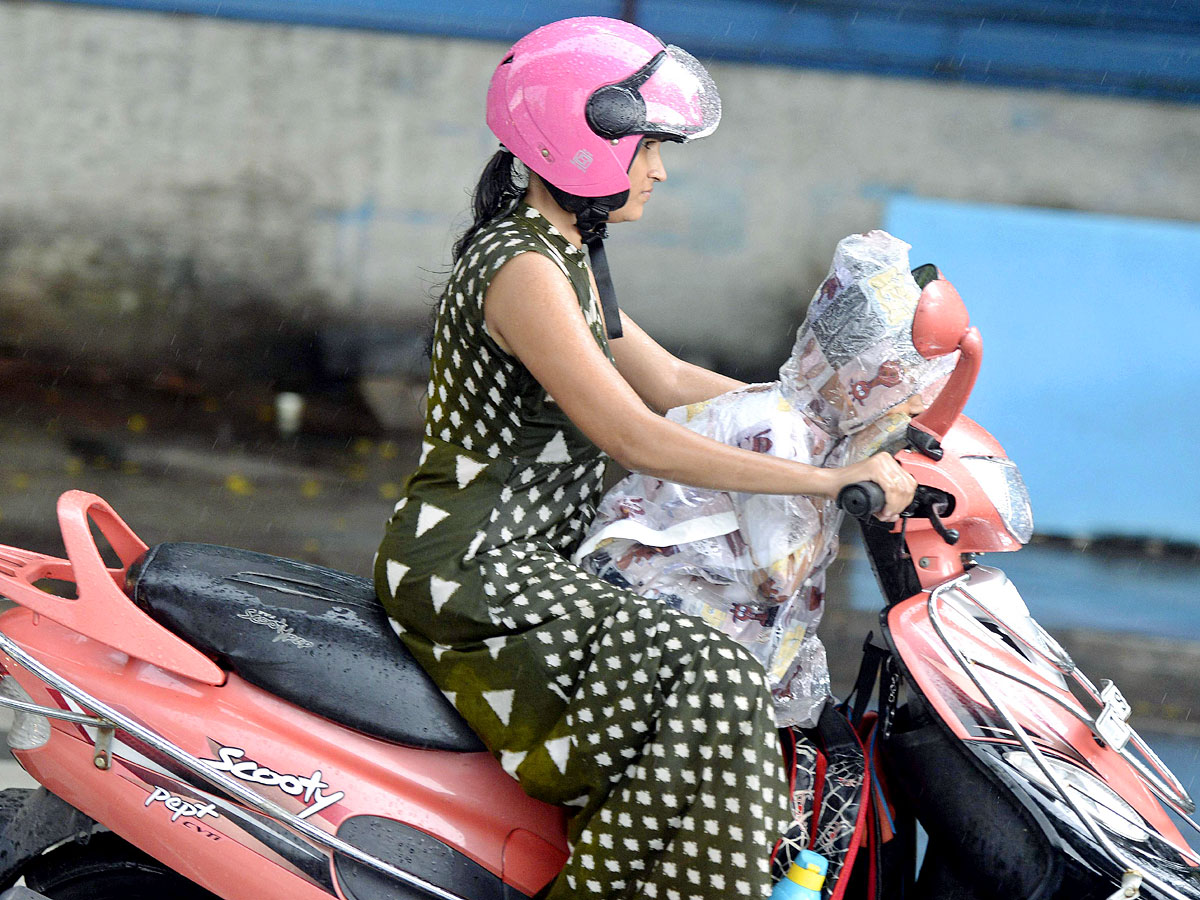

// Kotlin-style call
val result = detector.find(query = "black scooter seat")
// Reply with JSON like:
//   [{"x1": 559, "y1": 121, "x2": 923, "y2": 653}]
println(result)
[{"x1": 126, "y1": 542, "x2": 485, "y2": 752}]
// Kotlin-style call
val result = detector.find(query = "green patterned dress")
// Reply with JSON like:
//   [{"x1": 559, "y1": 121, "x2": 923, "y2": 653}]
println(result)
[{"x1": 374, "y1": 203, "x2": 789, "y2": 899}]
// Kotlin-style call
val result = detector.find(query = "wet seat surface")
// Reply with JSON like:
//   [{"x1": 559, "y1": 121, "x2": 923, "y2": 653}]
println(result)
[{"x1": 127, "y1": 542, "x2": 485, "y2": 752}]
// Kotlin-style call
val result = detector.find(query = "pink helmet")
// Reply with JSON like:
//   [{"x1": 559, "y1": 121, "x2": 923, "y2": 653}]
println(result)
[{"x1": 486, "y1": 17, "x2": 721, "y2": 203}]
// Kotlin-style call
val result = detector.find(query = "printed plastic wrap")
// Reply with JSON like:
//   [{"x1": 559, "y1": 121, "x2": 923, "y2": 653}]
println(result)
[{"x1": 577, "y1": 231, "x2": 954, "y2": 727}]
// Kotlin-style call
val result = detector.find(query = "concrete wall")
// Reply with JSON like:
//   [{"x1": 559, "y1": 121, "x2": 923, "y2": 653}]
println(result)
[{"x1": 4, "y1": 2, "x2": 1200, "y2": 374}]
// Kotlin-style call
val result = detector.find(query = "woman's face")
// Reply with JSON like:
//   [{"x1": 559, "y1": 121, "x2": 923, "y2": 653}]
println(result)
[{"x1": 608, "y1": 139, "x2": 667, "y2": 224}]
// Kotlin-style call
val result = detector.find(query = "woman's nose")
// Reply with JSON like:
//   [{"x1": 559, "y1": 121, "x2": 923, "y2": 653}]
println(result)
[{"x1": 649, "y1": 146, "x2": 667, "y2": 182}]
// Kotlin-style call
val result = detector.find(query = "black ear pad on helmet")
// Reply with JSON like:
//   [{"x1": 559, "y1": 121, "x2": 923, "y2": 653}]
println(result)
[
  {"x1": 585, "y1": 49, "x2": 667, "y2": 141},
  {"x1": 586, "y1": 85, "x2": 647, "y2": 140}
]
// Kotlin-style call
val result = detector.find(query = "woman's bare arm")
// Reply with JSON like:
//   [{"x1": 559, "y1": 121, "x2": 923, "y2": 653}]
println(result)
[
  {"x1": 608, "y1": 312, "x2": 745, "y2": 414},
  {"x1": 485, "y1": 253, "x2": 916, "y2": 518}
]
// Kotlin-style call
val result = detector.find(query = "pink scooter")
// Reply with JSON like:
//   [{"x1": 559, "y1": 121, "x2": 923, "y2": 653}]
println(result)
[
  {"x1": 0, "y1": 275, "x2": 1195, "y2": 899},
  {"x1": 0, "y1": 482, "x2": 573, "y2": 899},
  {"x1": 836, "y1": 271, "x2": 1200, "y2": 899}
]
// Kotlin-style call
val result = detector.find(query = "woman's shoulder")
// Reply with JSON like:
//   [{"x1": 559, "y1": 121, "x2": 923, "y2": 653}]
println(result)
[
  {"x1": 463, "y1": 205, "x2": 583, "y2": 278},
  {"x1": 447, "y1": 205, "x2": 588, "y2": 331},
  {"x1": 460, "y1": 209, "x2": 545, "y2": 268}
]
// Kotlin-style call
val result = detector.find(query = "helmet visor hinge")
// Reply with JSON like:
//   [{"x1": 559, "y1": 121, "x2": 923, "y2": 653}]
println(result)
[{"x1": 585, "y1": 50, "x2": 668, "y2": 141}]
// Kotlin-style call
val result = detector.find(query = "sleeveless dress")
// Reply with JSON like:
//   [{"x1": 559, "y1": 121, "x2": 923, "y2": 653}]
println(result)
[{"x1": 374, "y1": 203, "x2": 789, "y2": 900}]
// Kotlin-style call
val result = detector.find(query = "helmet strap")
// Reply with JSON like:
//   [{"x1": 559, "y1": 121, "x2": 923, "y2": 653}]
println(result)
[
  {"x1": 544, "y1": 183, "x2": 628, "y2": 340},
  {"x1": 585, "y1": 237, "x2": 622, "y2": 340}
]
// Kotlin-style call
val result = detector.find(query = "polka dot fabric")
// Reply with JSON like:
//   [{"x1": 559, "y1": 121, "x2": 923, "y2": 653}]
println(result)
[{"x1": 375, "y1": 204, "x2": 789, "y2": 899}]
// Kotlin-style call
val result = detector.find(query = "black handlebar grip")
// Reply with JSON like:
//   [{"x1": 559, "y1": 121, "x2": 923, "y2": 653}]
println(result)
[{"x1": 838, "y1": 482, "x2": 886, "y2": 519}]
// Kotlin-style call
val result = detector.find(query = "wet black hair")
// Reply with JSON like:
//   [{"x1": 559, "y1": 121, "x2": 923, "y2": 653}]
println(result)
[
  {"x1": 448, "y1": 143, "x2": 638, "y2": 341},
  {"x1": 451, "y1": 148, "x2": 525, "y2": 263}
]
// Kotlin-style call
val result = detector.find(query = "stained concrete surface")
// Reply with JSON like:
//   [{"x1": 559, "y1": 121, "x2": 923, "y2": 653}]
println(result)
[{"x1": 7, "y1": 3, "x2": 1200, "y2": 376}]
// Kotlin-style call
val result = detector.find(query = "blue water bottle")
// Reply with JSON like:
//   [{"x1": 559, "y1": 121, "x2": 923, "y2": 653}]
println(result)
[{"x1": 770, "y1": 849, "x2": 828, "y2": 899}]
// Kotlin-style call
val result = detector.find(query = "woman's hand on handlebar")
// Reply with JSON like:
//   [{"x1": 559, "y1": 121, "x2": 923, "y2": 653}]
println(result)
[{"x1": 828, "y1": 453, "x2": 917, "y2": 522}]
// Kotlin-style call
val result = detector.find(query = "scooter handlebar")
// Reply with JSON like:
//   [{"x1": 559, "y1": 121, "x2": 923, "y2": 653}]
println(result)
[{"x1": 837, "y1": 482, "x2": 886, "y2": 519}]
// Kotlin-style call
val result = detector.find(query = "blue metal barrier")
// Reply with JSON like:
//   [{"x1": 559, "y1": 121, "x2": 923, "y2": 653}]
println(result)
[
  {"x1": 45, "y1": 0, "x2": 1200, "y2": 103},
  {"x1": 885, "y1": 196, "x2": 1200, "y2": 542}
]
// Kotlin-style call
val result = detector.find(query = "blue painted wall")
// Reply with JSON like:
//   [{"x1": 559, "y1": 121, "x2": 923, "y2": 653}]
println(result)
[
  {"x1": 48, "y1": 0, "x2": 1200, "y2": 103},
  {"x1": 884, "y1": 196, "x2": 1200, "y2": 543}
]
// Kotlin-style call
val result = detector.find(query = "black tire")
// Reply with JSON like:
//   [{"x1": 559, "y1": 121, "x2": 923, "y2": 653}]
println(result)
[{"x1": 22, "y1": 832, "x2": 219, "y2": 900}]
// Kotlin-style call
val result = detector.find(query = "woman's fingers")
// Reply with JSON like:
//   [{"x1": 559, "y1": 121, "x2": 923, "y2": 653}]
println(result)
[
  {"x1": 869, "y1": 453, "x2": 917, "y2": 522},
  {"x1": 827, "y1": 452, "x2": 917, "y2": 521}
]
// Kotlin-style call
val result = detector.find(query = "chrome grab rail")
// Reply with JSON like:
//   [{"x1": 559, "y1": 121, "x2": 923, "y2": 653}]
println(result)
[
  {"x1": 0, "y1": 631, "x2": 469, "y2": 900},
  {"x1": 965, "y1": 652, "x2": 1200, "y2": 822},
  {"x1": 925, "y1": 575, "x2": 1199, "y2": 899},
  {"x1": 0, "y1": 692, "x2": 111, "y2": 728},
  {"x1": 949, "y1": 578, "x2": 1194, "y2": 814}
]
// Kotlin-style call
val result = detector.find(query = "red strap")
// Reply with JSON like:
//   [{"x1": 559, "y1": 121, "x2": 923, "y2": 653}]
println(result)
[
  {"x1": 769, "y1": 728, "x2": 803, "y2": 871},
  {"x1": 809, "y1": 749, "x2": 828, "y2": 849},
  {"x1": 827, "y1": 765, "x2": 872, "y2": 900}
]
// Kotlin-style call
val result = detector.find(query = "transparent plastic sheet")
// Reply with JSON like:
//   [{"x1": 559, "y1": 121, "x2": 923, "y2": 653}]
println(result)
[
  {"x1": 577, "y1": 231, "x2": 954, "y2": 726},
  {"x1": 641, "y1": 45, "x2": 721, "y2": 139}
]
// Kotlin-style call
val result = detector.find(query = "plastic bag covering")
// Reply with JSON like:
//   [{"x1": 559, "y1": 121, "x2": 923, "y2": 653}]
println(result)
[
  {"x1": 640, "y1": 46, "x2": 721, "y2": 140},
  {"x1": 576, "y1": 231, "x2": 955, "y2": 727}
]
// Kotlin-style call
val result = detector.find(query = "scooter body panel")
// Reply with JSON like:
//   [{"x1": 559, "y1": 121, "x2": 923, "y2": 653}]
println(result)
[
  {"x1": 886, "y1": 587, "x2": 1191, "y2": 853},
  {"x1": 19, "y1": 728, "x2": 335, "y2": 900},
  {"x1": 0, "y1": 606, "x2": 568, "y2": 900}
]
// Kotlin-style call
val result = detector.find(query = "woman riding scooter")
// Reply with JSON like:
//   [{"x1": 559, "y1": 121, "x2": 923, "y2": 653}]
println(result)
[{"x1": 373, "y1": 17, "x2": 916, "y2": 899}]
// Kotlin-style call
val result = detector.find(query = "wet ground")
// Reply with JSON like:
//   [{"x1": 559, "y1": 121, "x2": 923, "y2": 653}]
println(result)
[{"x1": 0, "y1": 366, "x2": 416, "y2": 574}]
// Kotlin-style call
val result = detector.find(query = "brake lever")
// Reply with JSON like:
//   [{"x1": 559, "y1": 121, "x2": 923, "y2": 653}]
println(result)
[
  {"x1": 927, "y1": 505, "x2": 960, "y2": 546},
  {"x1": 901, "y1": 486, "x2": 960, "y2": 545}
]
